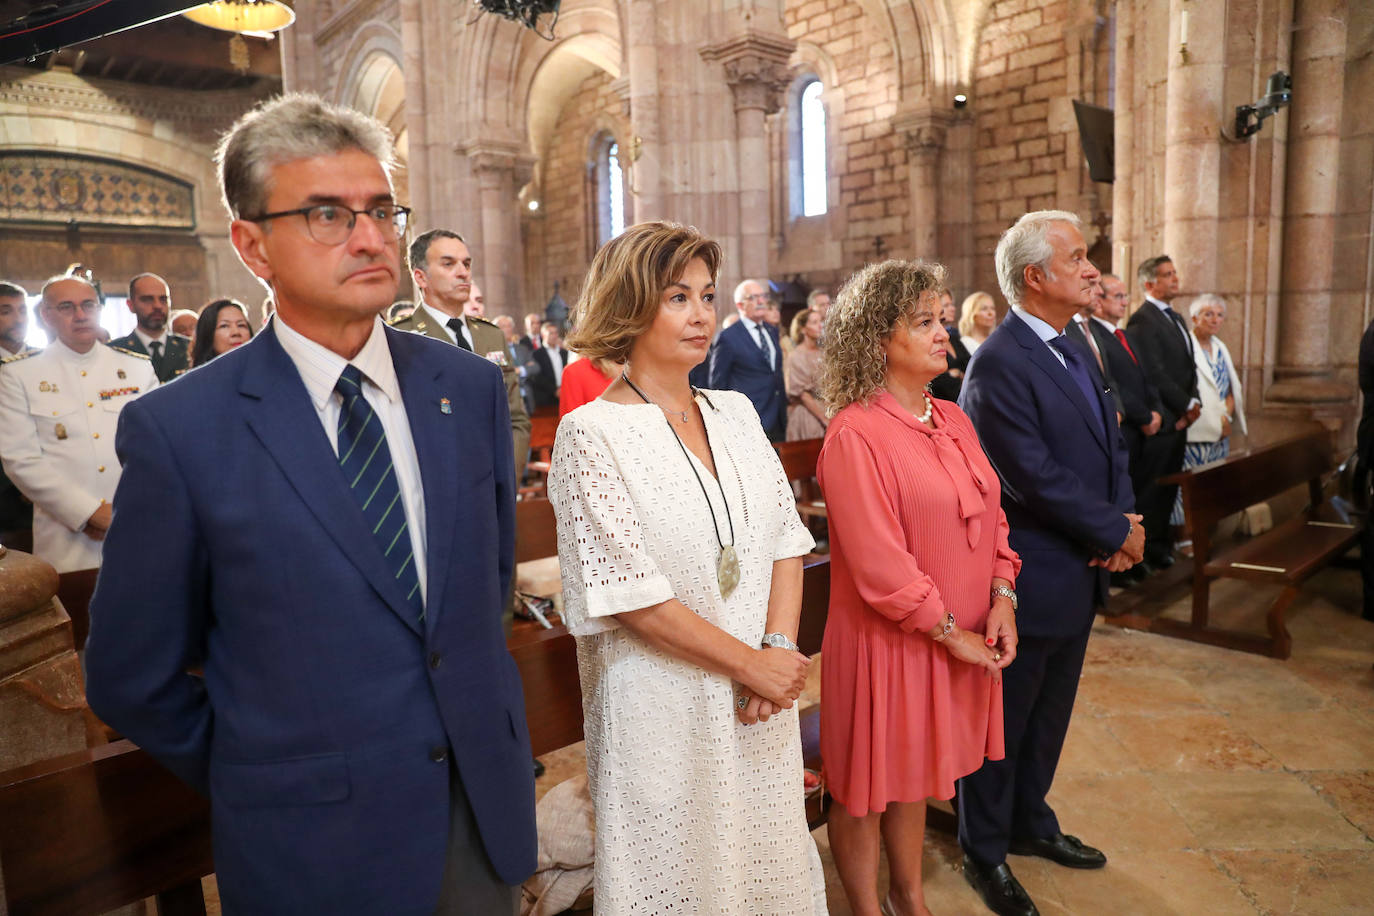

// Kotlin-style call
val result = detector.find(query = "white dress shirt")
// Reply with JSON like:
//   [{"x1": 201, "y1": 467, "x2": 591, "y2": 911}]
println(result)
[
  {"x1": 545, "y1": 345, "x2": 565, "y2": 387},
  {"x1": 1012, "y1": 306, "x2": 1067, "y2": 368},
  {"x1": 420, "y1": 301, "x2": 474, "y2": 350},
  {"x1": 274, "y1": 314, "x2": 428, "y2": 604},
  {"x1": 134, "y1": 327, "x2": 170, "y2": 352}
]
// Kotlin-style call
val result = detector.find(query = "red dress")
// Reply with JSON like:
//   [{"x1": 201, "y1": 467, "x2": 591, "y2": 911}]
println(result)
[
  {"x1": 558, "y1": 357, "x2": 614, "y2": 418},
  {"x1": 817, "y1": 391, "x2": 1020, "y2": 815}
]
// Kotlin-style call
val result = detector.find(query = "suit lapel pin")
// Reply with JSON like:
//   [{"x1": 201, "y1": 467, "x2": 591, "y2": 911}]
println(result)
[
  {"x1": 117, "y1": 369, "x2": 127, "y2": 379},
  {"x1": 439, "y1": 397, "x2": 452, "y2": 415}
]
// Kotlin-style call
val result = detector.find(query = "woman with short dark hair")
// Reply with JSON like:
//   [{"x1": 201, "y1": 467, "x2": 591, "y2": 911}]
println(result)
[{"x1": 189, "y1": 299, "x2": 253, "y2": 368}]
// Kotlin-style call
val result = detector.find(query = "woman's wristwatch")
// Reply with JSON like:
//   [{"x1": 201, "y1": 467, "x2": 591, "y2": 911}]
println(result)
[
  {"x1": 991, "y1": 585, "x2": 1018, "y2": 610},
  {"x1": 761, "y1": 633, "x2": 800, "y2": 652}
]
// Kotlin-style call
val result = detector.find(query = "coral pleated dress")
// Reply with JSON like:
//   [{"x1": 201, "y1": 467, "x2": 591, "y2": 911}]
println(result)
[{"x1": 818, "y1": 391, "x2": 1021, "y2": 816}]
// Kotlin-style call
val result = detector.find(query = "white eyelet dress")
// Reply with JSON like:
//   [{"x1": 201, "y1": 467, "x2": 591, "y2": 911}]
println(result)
[{"x1": 548, "y1": 390, "x2": 827, "y2": 915}]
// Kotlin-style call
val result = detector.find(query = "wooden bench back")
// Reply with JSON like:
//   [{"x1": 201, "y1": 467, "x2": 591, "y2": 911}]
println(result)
[
  {"x1": 529, "y1": 406, "x2": 559, "y2": 452},
  {"x1": 1174, "y1": 429, "x2": 1332, "y2": 530},
  {"x1": 774, "y1": 437, "x2": 824, "y2": 485},
  {"x1": 515, "y1": 497, "x2": 559, "y2": 565}
]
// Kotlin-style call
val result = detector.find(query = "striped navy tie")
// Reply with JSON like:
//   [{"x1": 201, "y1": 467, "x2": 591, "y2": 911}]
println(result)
[{"x1": 334, "y1": 365, "x2": 423, "y2": 619}]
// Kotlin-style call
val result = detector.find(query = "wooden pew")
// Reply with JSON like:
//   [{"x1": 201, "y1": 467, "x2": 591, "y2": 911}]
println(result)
[
  {"x1": 1151, "y1": 428, "x2": 1362, "y2": 658},
  {"x1": 774, "y1": 437, "x2": 828, "y2": 526},
  {"x1": 519, "y1": 406, "x2": 560, "y2": 500},
  {"x1": 0, "y1": 741, "x2": 213, "y2": 916},
  {"x1": 56, "y1": 568, "x2": 99, "y2": 653},
  {"x1": 515, "y1": 497, "x2": 559, "y2": 566}
]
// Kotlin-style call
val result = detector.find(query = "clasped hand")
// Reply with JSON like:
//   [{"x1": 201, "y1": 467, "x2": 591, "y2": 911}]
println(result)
[
  {"x1": 1089, "y1": 513, "x2": 1145, "y2": 571},
  {"x1": 736, "y1": 646, "x2": 810, "y2": 725}
]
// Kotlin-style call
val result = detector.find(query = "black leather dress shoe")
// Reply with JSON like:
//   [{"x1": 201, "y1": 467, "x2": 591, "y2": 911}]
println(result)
[
  {"x1": 962, "y1": 855, "x2": 1039, "y2": 916},
  {"x1": 1009, "y1": 832, "x2": 1107, "y2": 869}
]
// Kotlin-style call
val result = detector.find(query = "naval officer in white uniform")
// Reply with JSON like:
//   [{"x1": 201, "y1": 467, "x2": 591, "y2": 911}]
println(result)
[{"x1": 0, "y1": 275, "x2": 158, "y2": 572}]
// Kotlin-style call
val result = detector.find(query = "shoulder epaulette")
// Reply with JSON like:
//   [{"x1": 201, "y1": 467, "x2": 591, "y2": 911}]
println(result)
[
  {"x1": 0, "y1": 349, "x2": 37, "y2": 366},
  {"x1": 107, "y1": 344, "x2": 152, "y2": 360},
  {"x1": 470, "y1": 315, "x2": 497, "y2": 328}
]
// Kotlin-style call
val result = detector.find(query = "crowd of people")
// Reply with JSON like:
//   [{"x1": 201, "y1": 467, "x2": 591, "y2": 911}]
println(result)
[{"x1": 0, "y1": 89, "x2": 1290, "y2": 916}]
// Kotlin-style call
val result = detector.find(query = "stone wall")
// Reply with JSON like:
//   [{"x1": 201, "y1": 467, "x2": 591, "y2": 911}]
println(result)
[{"x1": 522, "y1": 70, "x2": 622, "y2": 318}]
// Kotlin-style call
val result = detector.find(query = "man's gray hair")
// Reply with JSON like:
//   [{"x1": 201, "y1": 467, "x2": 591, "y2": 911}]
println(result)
[
  {"x1": 1188, "y1": 292, "x2": 1227, "y2": 319},
  {"x1": 994, "y1": 210, "x2": 1082, "y2": 307},
  {"x1": 734, "y1": 278, "x2": 768, "y2": 305},
  {"x1": 216, "y1": 92, "x2": 397, "y2": 221},
  {"x1": 1137, "y1": 255, "x2": 1173, "y2": 288}
]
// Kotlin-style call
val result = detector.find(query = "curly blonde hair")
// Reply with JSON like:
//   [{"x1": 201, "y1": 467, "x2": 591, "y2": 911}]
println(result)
[
  {"x1": 820, "y1": 259, "x2": 947, "y2": 414},
  {"x1": 565, "y1": 221, "x2": 722, "y2": 363}
]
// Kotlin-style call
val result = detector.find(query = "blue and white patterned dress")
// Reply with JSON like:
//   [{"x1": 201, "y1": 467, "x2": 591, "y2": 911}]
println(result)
[{"x1": 1172, "y1": 344, "x2": 1232, "y2": 526}]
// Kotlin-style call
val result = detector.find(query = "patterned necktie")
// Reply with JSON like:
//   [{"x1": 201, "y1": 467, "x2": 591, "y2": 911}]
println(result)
[
  {"x1": 1049, "y1": 336, "x2": 1106, "y2": 438},
  {"x1": 446, "y1": 317, "x2": 473, "y2": 352},
  {"x1": 754, "y1": 324, "x2": 773, "y2": 368},
  {"x1": 334, "y1": 365, "x2": 423, "y2": 619}
]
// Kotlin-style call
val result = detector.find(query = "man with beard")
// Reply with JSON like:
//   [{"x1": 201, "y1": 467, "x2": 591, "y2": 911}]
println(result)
[{"x1": 111, "y1": 273, "x2": 190, "y2": 382}]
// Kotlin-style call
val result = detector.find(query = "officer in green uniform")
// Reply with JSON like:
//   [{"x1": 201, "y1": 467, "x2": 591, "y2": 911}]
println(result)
[
  {"x1": 109, "y1": 273, "x2": 191, "y2": 383},
  {"x1": 390, "y1": 229, "x2": 530, "y2": 481}
]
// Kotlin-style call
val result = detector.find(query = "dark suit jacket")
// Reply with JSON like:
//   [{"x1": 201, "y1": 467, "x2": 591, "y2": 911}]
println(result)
[
  {"x1": 1064, "y1": 318, "x2": 1124, "y2": 418},
  {"x1": 708, "y1": 320, "x2": 786, "y2": 434},
  {"x1": 1126, "y1": 301, "x2": 1198, "y2": 426},
  {"x1": 109, "y1": 331, "x2": 190, "y2": 383},
  {"x1": 530, "y1": 346, "x2": 569, "y2": 408},
  {"x1": 1091, "y1": 318, "x2": 1161, "y2": 431},
  {"x1": 84, "y1": 324, "x2": 537, "y2": 913},
  {"x1": 1358, "y1": 318, "x2": 1374, "y2": 468},
  {"x1": 930, "y1": 328, "x2": 971, "y2": 402},
  {"x1": 959, "y1": 310, "x2": 1134, "y2": 636}
]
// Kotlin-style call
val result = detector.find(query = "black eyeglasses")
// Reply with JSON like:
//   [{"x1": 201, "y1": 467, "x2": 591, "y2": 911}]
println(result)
[{"x1": 250, "y1": 203, "x2": 411, "y2": 245}]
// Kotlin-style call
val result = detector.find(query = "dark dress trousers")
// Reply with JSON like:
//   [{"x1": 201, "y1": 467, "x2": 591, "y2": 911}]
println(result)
[
  {"x1": 1126, "y1": 301, "x2": 1198, "y2": 564},
  {"x1": 957, "y1": 310, "x2": 1134, "y2": 866},
  {"x1": 84, "y1": 324, "x2": 537, "y2": 913},
  {"x1": 708, "y1": 319, "x2": 787, "y2": 439},
  {"x1": 109, "y1": 331, "x2": 190, "y2": 383}
]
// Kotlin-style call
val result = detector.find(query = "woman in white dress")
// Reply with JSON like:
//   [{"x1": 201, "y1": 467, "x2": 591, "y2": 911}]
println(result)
[
  {"x1": 956, "y1": 290, "x2": 998, "y2": 355},
  {"x1": 548, "y1": 221, "x2": 828, "y2": 914}
]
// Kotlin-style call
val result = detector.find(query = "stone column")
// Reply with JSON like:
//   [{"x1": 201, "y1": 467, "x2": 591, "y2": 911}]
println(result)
[
  {"x1": 1111, "y1": 0, "x2": 1135, "y2": 283},
  {"x1": 1271, "y1": 0, "x2": 1351, "y2": 405},
  {"x1": 702, "y1": 32, "x2": 794, "y2": 280},
  {"x1": 626, "y1": 1, "x2": 662, "y2": 222},
  {"x1": 1161, "y1": 0, "x2": 1224, "y2": 297},
  {"x1": 460, "y1": 143, "x2": 536, "y2": 316},
  {"x1": 893, "y1": 110, "x2": 950, "y2": 261},
  {"x1": 398, "y1": 0, "x2": 430, "y2": 216}
]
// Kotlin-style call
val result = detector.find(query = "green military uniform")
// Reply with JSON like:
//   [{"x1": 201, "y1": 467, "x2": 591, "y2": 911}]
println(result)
[
  {"x1": 388, "y1": 306, "x2": 531, "y2": 480},
  {"x1": 108, "y1": 331, "x2": 190, "y2": 384}
]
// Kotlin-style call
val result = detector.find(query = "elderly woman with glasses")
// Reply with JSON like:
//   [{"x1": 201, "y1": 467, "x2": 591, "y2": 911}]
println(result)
[{"x1": 817, "y1": 259, "x2": 1019, "y2": 916}]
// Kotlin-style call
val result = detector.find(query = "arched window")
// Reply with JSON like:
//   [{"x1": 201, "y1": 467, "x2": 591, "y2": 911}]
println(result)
[
  {"x1": 591, "y1": 131, "x2": 627, "y2": 247},
  {"x1": 789, "y1": 77, "x2": 828, "y2": 218}
]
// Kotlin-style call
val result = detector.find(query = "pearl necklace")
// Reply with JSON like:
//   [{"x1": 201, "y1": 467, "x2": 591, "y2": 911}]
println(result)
[{"x1": 914, "y1": 392, "x2": 933, "y2": 424}]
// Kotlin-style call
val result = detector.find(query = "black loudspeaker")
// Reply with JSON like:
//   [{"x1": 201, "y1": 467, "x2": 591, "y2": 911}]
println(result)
[{"x1": 1073, "y1": 100, "x2": 1115, "y2": 184}]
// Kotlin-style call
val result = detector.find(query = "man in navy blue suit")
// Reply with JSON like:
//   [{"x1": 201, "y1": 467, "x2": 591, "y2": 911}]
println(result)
[
  {"x1": 84, "y1": 94, "x2": 536, "y2": 914},
  {"x1": 958, "y1": 211, "x2": 1144, "y2": 916},
  {"x1": 709, "y1": 277, "x2": 786, "y2": 440}
]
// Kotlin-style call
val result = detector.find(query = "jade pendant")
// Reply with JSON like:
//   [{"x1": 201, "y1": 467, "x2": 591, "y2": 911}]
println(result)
[{"x1": 717, "y1": 545, "x2": 740, "y2": 599}]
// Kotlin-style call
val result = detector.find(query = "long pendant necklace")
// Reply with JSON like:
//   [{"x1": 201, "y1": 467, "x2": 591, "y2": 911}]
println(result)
[{"x1": 622, "y1": 372, "x2": 741, "y2": 599}]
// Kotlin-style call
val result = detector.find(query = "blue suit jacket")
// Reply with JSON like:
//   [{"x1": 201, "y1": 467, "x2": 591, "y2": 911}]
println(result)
[
  {"x1": 708, "y1": 320, "x2": 786, "y2": 434},
  {"x1": 959, "y1": 310, "x2": 1134, "y2": 637},
  {"x1": 84, "y1": 323, "x2": 537, "y2": 913}
]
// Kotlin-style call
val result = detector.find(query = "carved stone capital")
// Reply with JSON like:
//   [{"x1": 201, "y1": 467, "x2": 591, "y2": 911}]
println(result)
[
  {"x1": 893, "y1": 110, "x2": 950, "y2": 164},
  {"x1": 456, "y1": 140, "x2": 536, "y2": 189},
  {"x1": 700, "y1": 32, "x2": 795, "y2": 114}
]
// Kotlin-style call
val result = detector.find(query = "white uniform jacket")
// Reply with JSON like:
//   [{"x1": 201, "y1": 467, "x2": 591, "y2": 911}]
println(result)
[{"x1": 0, "y1": 342, "x2": 158, "y2": 571}]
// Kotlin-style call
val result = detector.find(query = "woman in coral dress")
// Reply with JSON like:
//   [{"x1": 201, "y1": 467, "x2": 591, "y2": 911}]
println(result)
[{"x1": 816, "y1": 260, "x2": 1020, "y2": 916}]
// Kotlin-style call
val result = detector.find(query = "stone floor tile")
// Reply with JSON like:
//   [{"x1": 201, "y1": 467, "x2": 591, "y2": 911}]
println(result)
[
  {"x1": 1228, "y1": 707, "x2": 1374, "y2": 771},
  {"x1": 1043, "y1": 771, "x2": 1201, "y2": 853},
  {"x1": 1212, "y1": 849, "x2": 1374, "y2": 916},
  {"x1": 1050, "y1": 849, "x2": 1258, "y2": 916},
  {"x1": 1151, "y1": 771, "x2": 1370, "y2": 850},
  {"x1": 1107, "y1": 713, "x2": 1280, "y2": 772},
  {"x1": 1055, "y1": 713, "x2": 1140, "y2": 776},
  {"x1": 1080, "y1": 625, "x2": 1168, "y2": 671},
  {"x1": 1180, "y1": 661, "x2": 1330, "y2": 715},
  {"x1": 1075, "y1": 667, "x2": 1213, "y2": 718},
  {"x1": 1302, "y1": 771, "x2": 1374, "y2": 839}
]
